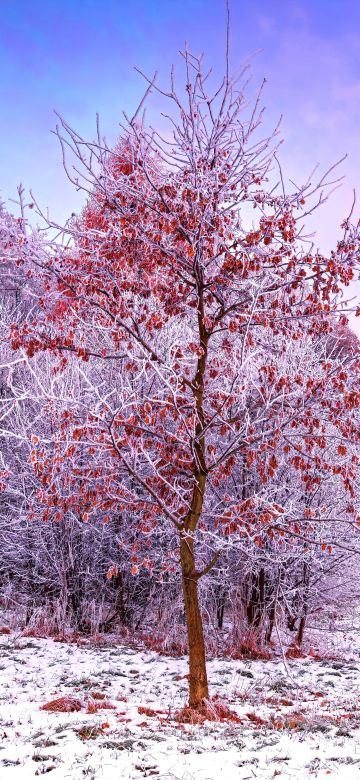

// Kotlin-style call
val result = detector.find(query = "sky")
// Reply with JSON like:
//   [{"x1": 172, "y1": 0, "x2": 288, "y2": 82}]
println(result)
[{"x1": 0, "y1": 0, "x2": 359, "y2": 318}]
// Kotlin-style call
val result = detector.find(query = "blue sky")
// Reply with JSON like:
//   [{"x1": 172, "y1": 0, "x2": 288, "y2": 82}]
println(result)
[{"x1": 1, "y1": 0, "x2": 359, "y2": 263}]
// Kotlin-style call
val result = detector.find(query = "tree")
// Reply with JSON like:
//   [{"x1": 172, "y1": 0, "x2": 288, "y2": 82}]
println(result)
[{"x1": 8, "y1": 44, "x2": 360, "y2": 709}]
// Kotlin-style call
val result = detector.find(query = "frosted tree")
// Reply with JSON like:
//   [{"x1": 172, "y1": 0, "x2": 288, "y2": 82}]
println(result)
[{"x1": 7, "y1": 40, "x2": 360, "y2": 709}]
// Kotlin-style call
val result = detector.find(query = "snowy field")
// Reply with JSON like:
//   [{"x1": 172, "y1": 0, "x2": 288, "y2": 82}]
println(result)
[{"x1": 0, "y1": 628, "x2": 359, "y2": 780}]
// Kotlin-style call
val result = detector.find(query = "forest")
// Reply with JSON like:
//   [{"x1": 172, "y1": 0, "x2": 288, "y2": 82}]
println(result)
[{"x1": 0, "y1": 39, "x2": 360, "y2": 734}]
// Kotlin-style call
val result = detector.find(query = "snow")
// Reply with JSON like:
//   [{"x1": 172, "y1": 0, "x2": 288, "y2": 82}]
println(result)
[{"x1": 0, "y1": 632, "x2": 359, "y2": 779}]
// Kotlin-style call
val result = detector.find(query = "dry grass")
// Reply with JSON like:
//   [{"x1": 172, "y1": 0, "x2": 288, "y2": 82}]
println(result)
[
  {"x1": 86, "y1": 699, "x2": 116, "y2": 714},
  {"x1": 137, "y1": 705, "x2": 167, "y2": 718},
  {"x1": 176, "y1": 695, "x2": 242, "y2": 725},
  {"x1": 40, "y1": 696, "x2": 82, "y2": 713},
  {"x1": 286, "y1": 644, "x2": 306, "y2": 659}
]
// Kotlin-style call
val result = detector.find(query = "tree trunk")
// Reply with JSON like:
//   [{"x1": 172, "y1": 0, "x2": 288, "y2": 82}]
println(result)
[
  {"x1": 246, "y1": 568, "x2": 265, "y2": 629},
  {"x1": 180, "y1": 534, "x2": 209, "y2": 707},
  {"x1": 179, "y1": 272, "x2": 209, "y2": 708},
  {"x1": 296, "y1": 562, "x2": 310, "y2": 647},
  {"x1": 114, "y1": 570, "x2": 129, "y2": 626},
  {"x1": 216, "y1": 588, "x2": 226, "y2": 630},
  {"x1": 296, "y1": 614, "x2": 306, "y2": 647},
  {"x1": 265, "y1": 600, "x2": 276, "y2": 644}
]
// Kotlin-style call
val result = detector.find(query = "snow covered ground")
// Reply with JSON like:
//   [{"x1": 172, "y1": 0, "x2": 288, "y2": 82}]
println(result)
[{"x1": 0, "y1": 629, "x2": 359, "y2": 779}]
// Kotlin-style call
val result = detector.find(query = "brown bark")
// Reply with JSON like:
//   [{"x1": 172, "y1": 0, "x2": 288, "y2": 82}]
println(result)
[
  {"x1": 180, "y1": 533, "x2": 209, "y2": 706},
  {"x1": 179, "y1": 265, "x2": 210, "y2": 707},
  {"x1": 246, "y1": 568, "x2": 265, "y2": 629},
  {"x1": 265, "y1": 601, "x2": 276, "y2": 643},
  {"x1": 296, "y1": 562, "x2": 310, "y2": 647}
]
